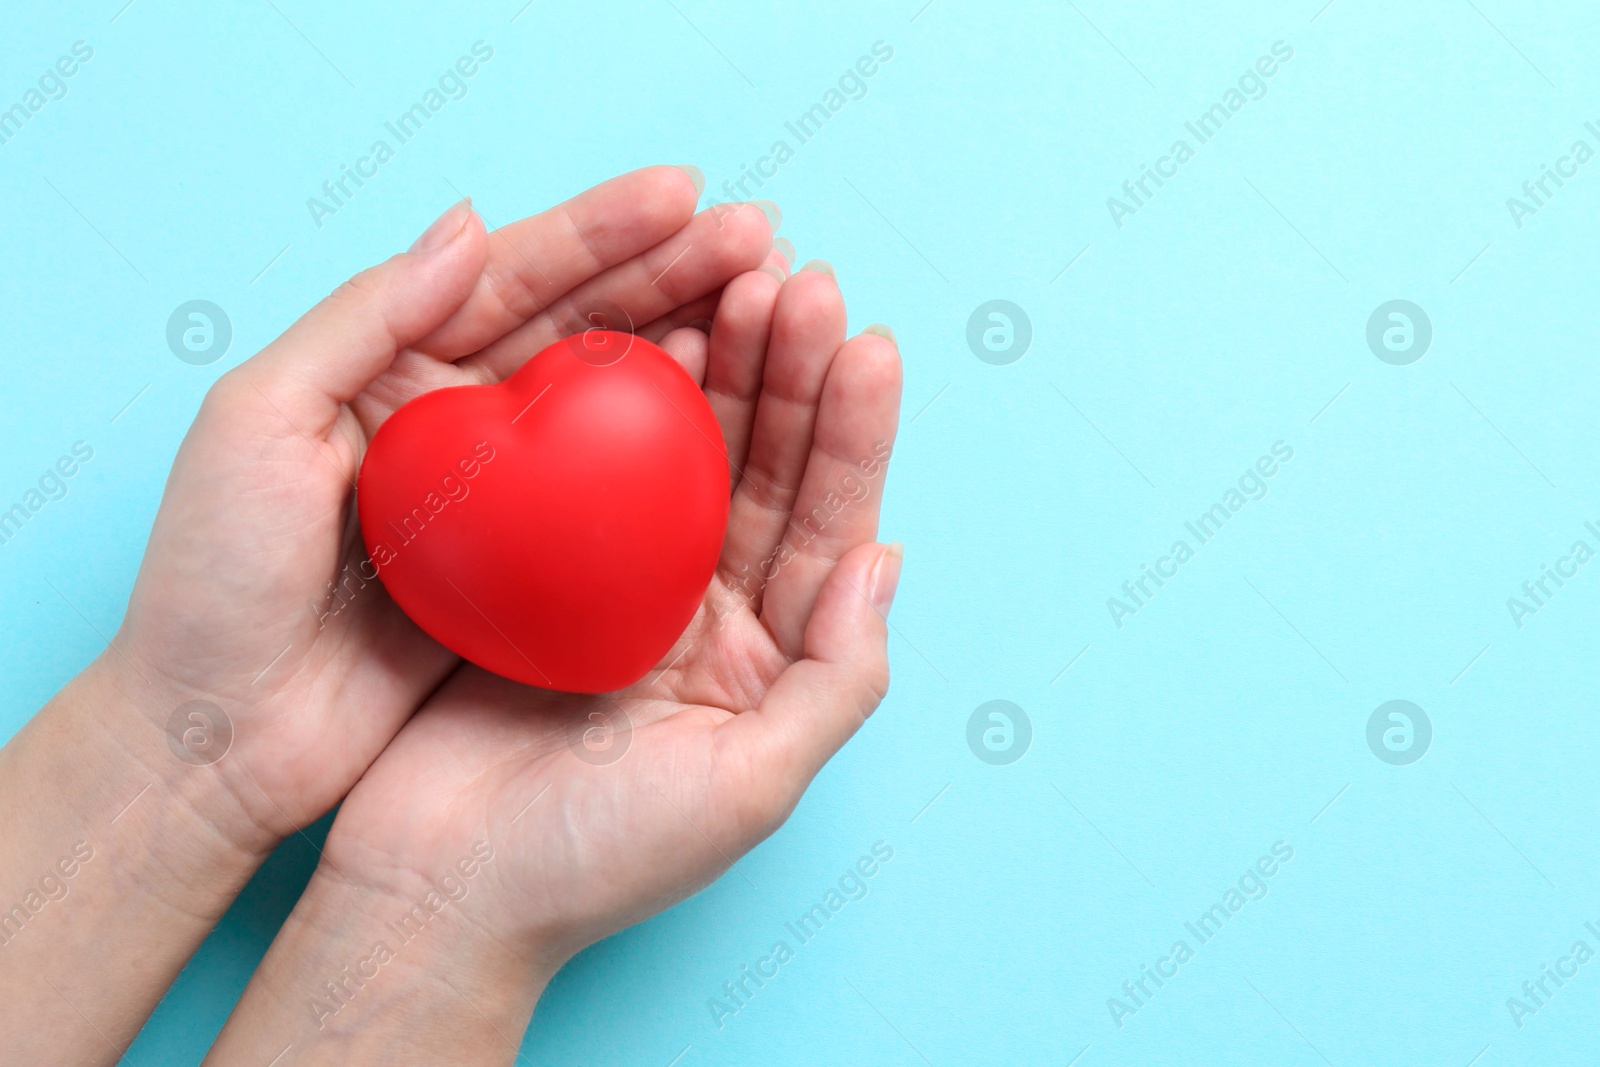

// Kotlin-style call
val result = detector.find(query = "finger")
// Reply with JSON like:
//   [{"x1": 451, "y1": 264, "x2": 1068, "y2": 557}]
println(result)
[
  {"x1": 718, "y1": 265, "x2": 846, "y2": 608},
  {"x1": 238, "y1": 199, "x2": 487, "y2": 436},
  {"x1": 722, "y1": 541, "x2": 900, "y2": 791},
  {"x1": 638, "y1": 294, "x2": 718, "y2": 343},
  {"x1": 635, "y1": 250, "x2": 787, "y2": 344},
  {"x1": 702, "y1": 267, "x2": 784, "y2": 482},
  {"x1": 416, "y1": 166, "x2": 704, "y2": 359},
  {"x1": 658, "y1": 326, "x2": 710, "y2": 384},
  {"x1": 759, "y1": 329, "x2": 902, "y2": 657},
  {"x1": 772, "y1": 238, "x2": 795, "y2": 271},
  {"x1": 459, "y1": 202, "x2": 774, "y2": 381}
]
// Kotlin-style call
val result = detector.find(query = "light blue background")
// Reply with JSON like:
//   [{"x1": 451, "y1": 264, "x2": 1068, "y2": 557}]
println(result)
[{"x1": 3, "y1": 0, "x2": 1597, "y2": 1063}]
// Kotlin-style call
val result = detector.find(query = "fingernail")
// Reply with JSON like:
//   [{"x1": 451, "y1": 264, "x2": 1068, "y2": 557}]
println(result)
[
  {"x1": 870, "y1": 542, "x2": 903, "y2": 615},
  {"x1": 410, "y1": 198, "x2": 474, "y2": 253},
  {"x1": 750, "y1": 200, "x2": 782, "y2": 233},
  {"x1": 864, "y1": 324, "x2": 896, "y2": 343},
  {"x1": 674, "y1": 165, "x2": 705, "y2": 196},
  {"x1": 758, "y1": 263, "x2": 787, "y2": 283},
  {"x1": 800, "y1": 259, "x2": 834, "y2": 278},
  {"x1": 773, "y1": 237, "x2": 795, "y2": 265}
]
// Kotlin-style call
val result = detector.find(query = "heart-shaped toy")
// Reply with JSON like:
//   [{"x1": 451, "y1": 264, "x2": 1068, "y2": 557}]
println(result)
[{"x1": 357, "y1": 329, "x2": 729, "y2": 693}]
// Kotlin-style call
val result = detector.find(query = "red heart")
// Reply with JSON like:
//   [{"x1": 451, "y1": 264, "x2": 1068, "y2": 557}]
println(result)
[{"x1": 357, "y1": 330, "x2": 729, "y2": 693}]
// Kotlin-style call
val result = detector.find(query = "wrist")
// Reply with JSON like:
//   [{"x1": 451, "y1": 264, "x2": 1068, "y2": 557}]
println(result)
[
  {"x1": 76, "y1": 650, "x2": 282, "y2": 872},
  {"x1": 207, "y1": 863, "x2": 562, "y2": 1065},
  {"x1": 0, "y1": 655, "x2": 277, "y2": 1061}
]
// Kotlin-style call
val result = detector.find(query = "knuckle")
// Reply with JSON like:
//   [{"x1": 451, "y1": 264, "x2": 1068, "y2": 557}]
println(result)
[
  {"x1": 481, "y1": 260, "x2": 542, "y2": 322},
  {"x1": 732, "y1": 747, "x2": 800, "y2": 845},
  {"x1": 331, "y1": 265, "x2": 383, "y2": 307},
  {"x1": 745, "y1": 786, "x2": 797, "y2": 843},
  {"x1": 200, "y1": 366, "x2": 251, "y2": 417},
  {"x1": 739, "y1": 465, "x2": 800, "y2": 517},
  {"x1": 860, "y1": 657, "x2": 891, "y2": 710}
]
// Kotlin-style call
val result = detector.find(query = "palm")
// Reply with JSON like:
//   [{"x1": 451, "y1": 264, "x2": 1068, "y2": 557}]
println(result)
[
  {"x1": 323, "y1": 265, "x2": 904, "y2": 955},
  {"x1": 117, "y1": 170, "x2": 774, "y2": 836}
]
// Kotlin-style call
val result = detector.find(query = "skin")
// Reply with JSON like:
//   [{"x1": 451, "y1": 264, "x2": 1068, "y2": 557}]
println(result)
[
  {"x1": 204, "y1": 259, "x2": 903, "y2": 1063},
  {"x1": 0, "y1": 166, "x2": 902, "y2": 1065}
]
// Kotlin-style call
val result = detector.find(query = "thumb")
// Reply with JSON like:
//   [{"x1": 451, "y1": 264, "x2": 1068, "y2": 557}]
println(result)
[
  {"x1": 727, "y1": 541, "x2": 902, "y2": 798},
  {"x1": 238, "y1": 198, "x2": 488, "y2": 435}
]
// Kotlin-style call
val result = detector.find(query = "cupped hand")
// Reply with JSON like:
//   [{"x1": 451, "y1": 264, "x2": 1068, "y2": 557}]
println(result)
[
  {"x1": 319, "y1": 262, "x2": 903, "y2": 966},
  {"x1": 112, "y1": 168, "x2": 777, "y2": 854}
]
